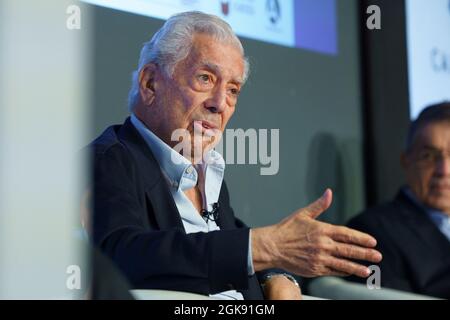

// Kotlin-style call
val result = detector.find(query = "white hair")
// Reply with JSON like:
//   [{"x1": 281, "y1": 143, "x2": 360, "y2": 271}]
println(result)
[{"x1": 127, "y1": 11, "x2": 250, "y2": 112}]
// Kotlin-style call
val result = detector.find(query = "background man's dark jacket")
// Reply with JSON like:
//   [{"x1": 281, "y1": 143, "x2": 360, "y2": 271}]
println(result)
[
  {"x1": 88, "y1": 118, "x2": 267, "y2": 299},
  {"x1": 347, "y1": 189, "x2": 450, "y2": 299}
]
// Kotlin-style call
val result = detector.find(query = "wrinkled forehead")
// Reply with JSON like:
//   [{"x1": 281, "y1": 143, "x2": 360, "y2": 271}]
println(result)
[
  {"x1": 414, "y1": 121, "x2": 450, "y2": 149},
  {"x1": 177, "y1": 35, "x2": 245, "y2": 81}
]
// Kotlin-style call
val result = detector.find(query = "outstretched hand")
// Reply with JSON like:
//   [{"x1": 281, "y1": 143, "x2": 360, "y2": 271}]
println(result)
[{"x1": 252, "y1": 189, "x2": 382, "y2": 278}]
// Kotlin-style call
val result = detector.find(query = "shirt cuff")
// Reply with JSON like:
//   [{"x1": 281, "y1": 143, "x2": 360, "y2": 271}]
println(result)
[{"x1": 247, "y1": 229, "x2": 255, "y2": 275}]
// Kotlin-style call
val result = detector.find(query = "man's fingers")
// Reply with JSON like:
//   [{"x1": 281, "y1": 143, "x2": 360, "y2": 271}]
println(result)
[
  {"x1": 333, "y1": 242, "x2": 382, "y2": 263},
  {"x1": 329, "y1": 225, "x2": 377, "y2": 248},
  {"x1": 325, "y1": 269, "x2": 351, "y2": 277},
  {"x1": 302, "y1": 188, "x2": 333, "y2": 219},
  {"x1": 327, "y1": 256, "x2": 371, "y2": 278}
]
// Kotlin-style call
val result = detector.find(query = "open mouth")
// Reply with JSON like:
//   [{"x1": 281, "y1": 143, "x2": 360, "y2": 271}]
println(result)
[
  {"x1": 193, "y1": 120, "x2": 218, "y2": 136},
  {"x1": 200, "y1": 120, "x2": 217, "y2": 130}
]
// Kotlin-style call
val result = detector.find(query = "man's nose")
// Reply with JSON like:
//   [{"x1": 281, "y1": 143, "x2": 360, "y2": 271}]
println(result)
[{"x1": 205, "y1": 86, "x2": 227, "y2": 113}]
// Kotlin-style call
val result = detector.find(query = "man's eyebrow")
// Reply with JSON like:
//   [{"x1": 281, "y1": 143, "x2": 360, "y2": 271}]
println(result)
[
  {"x1": 419, "y1": 145, "x2": 441, "y2": 152},
  {"x1": 198, "y1": 61, "x2": 243, "y2": 85}
]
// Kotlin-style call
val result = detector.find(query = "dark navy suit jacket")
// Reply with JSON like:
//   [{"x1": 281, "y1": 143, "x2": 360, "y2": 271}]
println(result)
[
  {"x1": 347, "y1": 189, "x2": 450, "y2": 299},
  {"x1": 88, "y1": 117, "x2": 266, "y2": 299}
]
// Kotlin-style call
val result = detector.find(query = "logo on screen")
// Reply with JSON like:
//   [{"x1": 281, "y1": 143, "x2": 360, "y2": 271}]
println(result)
[
  {"x1": 266, "y1": 0, "x2": 281, "y2": 24},
  {"x1": 221, "y1": 1, "x2": 230, "y2": 16}
]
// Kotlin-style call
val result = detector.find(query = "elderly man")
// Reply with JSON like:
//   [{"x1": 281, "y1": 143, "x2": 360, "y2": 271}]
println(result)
[
  {"x1": 89, "y1": 11, "x2": 381, "y2": 300},
  {"x1": 348, "y1": 102, "x2": 450, "y2": 299}
]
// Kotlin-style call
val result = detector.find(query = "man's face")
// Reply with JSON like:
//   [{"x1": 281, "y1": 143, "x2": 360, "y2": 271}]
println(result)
[
  {"x1": 402, "y1": 121, "x2": 450, "y2": 215},
  {"x1": 149, "y1": 33, "x2": 244, "y2": 161}
]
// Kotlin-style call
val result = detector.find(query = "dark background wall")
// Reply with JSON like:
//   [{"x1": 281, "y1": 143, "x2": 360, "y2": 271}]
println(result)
[{"x1": 360, "y1": 0, "x2": 410, "y2": 206}]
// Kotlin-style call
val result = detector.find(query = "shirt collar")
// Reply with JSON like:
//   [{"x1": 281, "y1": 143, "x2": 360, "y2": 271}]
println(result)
[{"x1": 130, "y1": 113, "x2": 225, "y2": 191}]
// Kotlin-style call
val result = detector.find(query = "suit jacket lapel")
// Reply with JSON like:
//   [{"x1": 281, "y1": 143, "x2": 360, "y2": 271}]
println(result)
[
  {"x1": 215, "y1": 202, "x2": 235, "y2": 230},
  {"x1": 116, "y1": 117, "x2": 238, "y2": 233},
  {"x1": 146, "y1": 180, "x2": 185, "y2": 231},
  {"x1": 396, "y1": 190, "x2": 450, "y2": 259},
  {"x1": 118, "y1": 117, "x2": 185, "y2": 231}
]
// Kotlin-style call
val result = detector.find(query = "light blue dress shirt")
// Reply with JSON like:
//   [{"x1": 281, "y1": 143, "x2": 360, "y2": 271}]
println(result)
[
  {"x1": 131, "y1": 114, "x2": 254, "y2": 300},
  {"x1": 404, "y1": 188, "x2": 450, "y2": 242}
]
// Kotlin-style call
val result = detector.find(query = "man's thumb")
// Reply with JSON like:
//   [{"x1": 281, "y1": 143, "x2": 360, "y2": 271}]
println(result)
[{"x1": 302, "y1": 189, "x2": 333, "y2": 219}]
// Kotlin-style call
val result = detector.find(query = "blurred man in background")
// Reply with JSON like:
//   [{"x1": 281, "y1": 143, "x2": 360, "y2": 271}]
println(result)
[{"x1": 348, "y1": 102, "x2": 450, "y2": 299}]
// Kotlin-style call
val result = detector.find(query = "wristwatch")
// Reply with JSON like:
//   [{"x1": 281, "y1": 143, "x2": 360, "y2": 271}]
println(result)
[{"x1": 261, "y1": 272, "x2": 300, "y2": 288}]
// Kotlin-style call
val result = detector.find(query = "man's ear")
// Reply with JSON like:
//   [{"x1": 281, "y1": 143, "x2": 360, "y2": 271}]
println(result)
[{"x1": 138, "y1": 64, "x2": 158, "y2": 105}]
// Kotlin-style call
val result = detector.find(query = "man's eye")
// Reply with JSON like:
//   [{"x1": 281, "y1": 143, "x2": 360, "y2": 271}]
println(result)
[
  {"x1": 229, "y1": 88, "x2": 240, "y2": 96},
  {"x1": 417, "y1": 150, "x2": 438, "y2": 162},
  {"x1": 198, "y1": 74, "x2": 210, "y2": 83}
]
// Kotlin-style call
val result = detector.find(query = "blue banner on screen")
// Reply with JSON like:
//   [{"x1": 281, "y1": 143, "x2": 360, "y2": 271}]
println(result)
[
  {"x1": 82, "y1": 0, "x2": 338, "y2": 55},
  {"x1": 406, "y1": 0, "x2": 450, "y2": 119}
]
